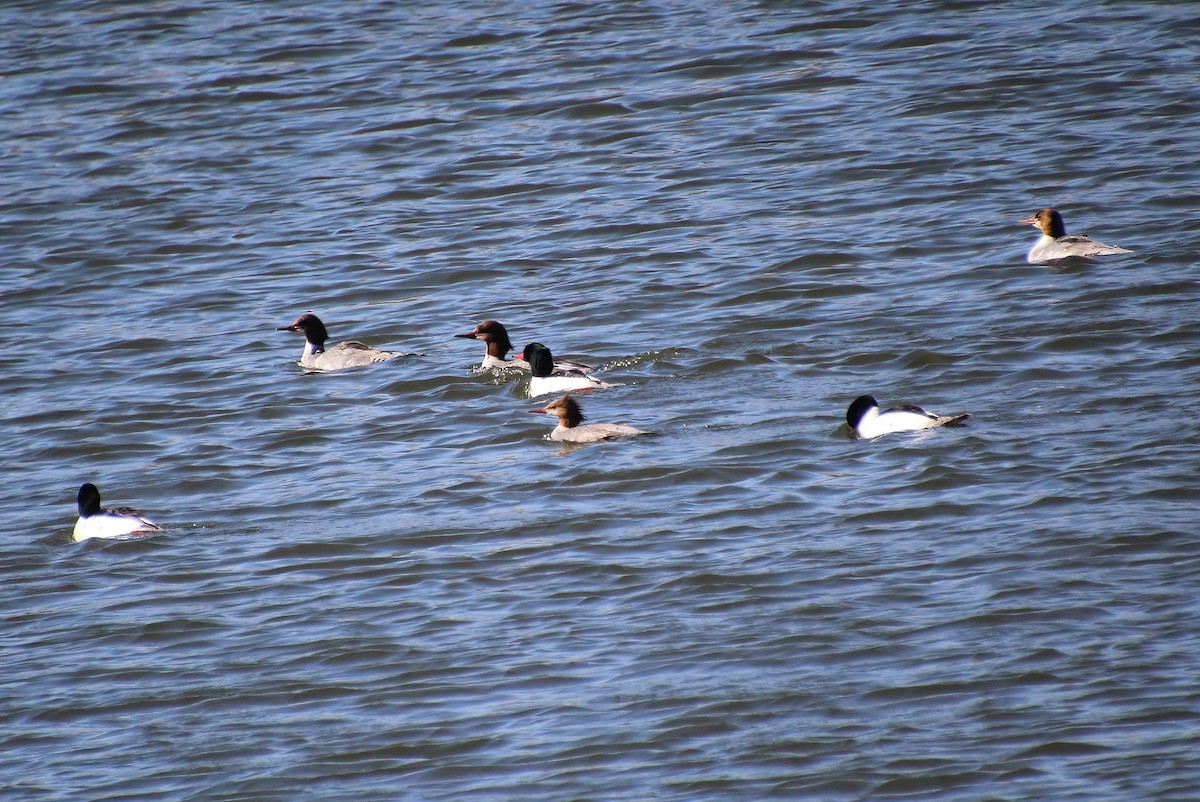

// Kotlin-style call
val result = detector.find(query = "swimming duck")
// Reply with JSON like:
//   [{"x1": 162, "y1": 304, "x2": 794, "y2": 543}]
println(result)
[
  {"x1": 455, "y1": 319, "x2": 518, "y2": 369},
  {"x1": 846, "y1": 395, "x2": 970, "y2": 439},
  {"x1": 529, "y1": 395, "x2": 647, "y2": 443},
  {"x1": 455, "y1": 320, "x2": 596, "y2": 373},
  {"x1": 277, "y1": 313, "x2": 406, "y2": 371},
  {"x1": 524, "y1": 342, "x2": 616, "y2": 398},
  {"x1": 1019, "y1": 208, "x2": 1131, "y2": 264},
  {"x1": 73, "y1": 483, "x2": 164, "y2": 542}
]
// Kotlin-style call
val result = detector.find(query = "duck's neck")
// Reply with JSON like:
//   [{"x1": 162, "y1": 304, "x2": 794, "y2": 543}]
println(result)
[{"x1": 530, "y1": 352, "x2": 553, "y2": 377}]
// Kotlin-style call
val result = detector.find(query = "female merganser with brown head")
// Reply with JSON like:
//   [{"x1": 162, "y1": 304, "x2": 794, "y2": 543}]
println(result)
[
  {"x1": 524, "y1": 342, "x2": 616, "y2": 398},
  {"x1": 277, "y1": 313, "x2": 407, "y2": 371},
  {"x1": 529, "y1": 395, "x2": 647, "y2": 443},
  {"x1": 73, "y1": 483, "x2": 164, "y2": 542},
  {"x1": 1019, "y1": 208, "x2": 1131, "y2": 264},
  {"x1": 456, "y1": 320, "x2": 595, "y2": 373},
  {"x1": 846, "y1": 395, "x2": 970, "y2": 439},
  {"x1": 455, "y1": 319, "x2": 517, "y2": 369}
]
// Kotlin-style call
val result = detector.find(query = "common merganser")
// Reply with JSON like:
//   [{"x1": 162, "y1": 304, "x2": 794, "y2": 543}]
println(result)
[
  {"x1": 529, "y1": 395, "x2": 647, "y2": 443},
  {"x1": 847, "y1": 395, "x2": 970, "y2": 439},
  {"x1": 1019, "y1": 208, "x2": 1132, "y2": 264},
  {"x1": 455, "y1": 319, "x2": 518, "y2": 369},
  {"x1": 524, "y1": 342, "x2": 617, "y2": 398},
  {"x1": 73, "y1": 483, "x2": 163, "y2": 542},
  {"x1": 277, "y1": 313, "x2": 406, "y2": 371},
  {"x1": 516, "y1": 348, "x2": 595, "y2": 374},
  {"x1": 455, "y1": 319, "x2": 596, "y2": 373}
]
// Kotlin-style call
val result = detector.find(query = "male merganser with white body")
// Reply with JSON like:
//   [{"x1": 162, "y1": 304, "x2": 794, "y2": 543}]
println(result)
[
  {"x1": 278, "y1": 313, "x2": 406, "y2": 371},
  {"x1": 515, "y1": 351, "x2": 595, "y2": 373},
  {"x1": 524, "y1": 342, "x2": 617, "y2": 398},
  {"x1": 1019, "y1": 208, "x2": 1132, "y2": 264},
  {"x1": 455, "y1": 319, "x2": 595, "y2": 373},
  {"x1": 529, "y1": 395, "x2": 647, "y2": 443},
  {"x1": 73, "y1": 483, "x2": 164, "y2": 542},
  {"x1": 846, "y1": 395, "x2": 970, "y2": 439}
]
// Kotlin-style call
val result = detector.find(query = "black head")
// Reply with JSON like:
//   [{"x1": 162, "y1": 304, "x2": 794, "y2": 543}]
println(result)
[
  {"x1": 846, "y1": 395, "x2": 878, "y2": 429},
  {"x1": 277, "y1": 313, "x2": 329, "y2": 345},
  {"x1": 77, "y1": 483, "x2": 102, "y2": 517},
  {"x1": 523, "y1": 342, "x2": 554, "y2": 377}
]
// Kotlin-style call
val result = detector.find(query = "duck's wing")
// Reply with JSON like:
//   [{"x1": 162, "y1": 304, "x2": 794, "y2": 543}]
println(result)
[{"x1": 1056, "y1": 235, "x2": 1131, "y2": 257}]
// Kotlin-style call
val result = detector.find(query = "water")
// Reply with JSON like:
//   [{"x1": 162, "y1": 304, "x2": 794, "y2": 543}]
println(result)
[{"x1": 3, "y1": 1, "x2": 1198, "y2": 799}]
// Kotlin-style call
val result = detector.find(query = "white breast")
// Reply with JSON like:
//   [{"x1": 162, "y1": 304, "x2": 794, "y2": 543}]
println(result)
[
  {"x1": 529, "y1": 374, "x2": 615, "y2": 399},
  {"x1": 73, "y1": 512, "x2": 161, "y2": 542},
  {"x1": 855, "y1": 408, "x2": 938, "y2": 439}
]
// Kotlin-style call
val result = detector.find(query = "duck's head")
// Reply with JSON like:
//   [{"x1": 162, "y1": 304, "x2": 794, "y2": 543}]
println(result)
[
  {"x1": 846, "y1": 395, "x2": 879, "y2": 430},
  {"x1": 455, "y1": 320, "x2": 513, "y2": 355},
  {"x1": 1018, "y1": 208, "x2": 1065, "y2": 238},
  {"x1": 77, "y1": 483, "x2": 102, "y2": 517},
  {"x1": 529, "y1": 395, "x2": 585, "y2": 427},
  {"x1": 277, "y1": 313, "x2": 329, "y2": 345},
  {"x1": 521, "y1": 342, "x2": 555, "y2": 377}
]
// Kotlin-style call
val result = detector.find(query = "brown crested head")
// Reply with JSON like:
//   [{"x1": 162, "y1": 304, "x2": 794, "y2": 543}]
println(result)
[
  {"x1": 277, "y1": 313, "x2": 329, "y2": 344},
  {"x1": 540, "y1": 395, "x2": 585, "y2": 428},
  {"x1": 455, "y1": 319, "x2": 513, "y2": 355},
  {"x1": 1019, "y1": 208, "x2": 1066, "y2": 238}
]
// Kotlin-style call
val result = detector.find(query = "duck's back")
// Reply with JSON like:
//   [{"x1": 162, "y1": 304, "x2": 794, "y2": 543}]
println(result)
[
  {"x1": 73, "y1": 509, "x2": 162, "y2": 542},
  {"x1": 305, "y1": 341, "x2": 403, "y2": 371},
  {"x1": 1029, "y1": 234, "x2": 1132, "y2": 263},
  {"x1": 552, "y1": 422, "x2": 646, "y2": 442}
]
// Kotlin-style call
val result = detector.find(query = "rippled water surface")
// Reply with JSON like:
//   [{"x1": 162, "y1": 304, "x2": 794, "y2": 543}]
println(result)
[{"x1": 3, "y1": 1, "x2": 1199, "y2": 799}]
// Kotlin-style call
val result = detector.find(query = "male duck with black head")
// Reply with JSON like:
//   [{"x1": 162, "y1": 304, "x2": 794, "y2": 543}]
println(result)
[
  {"x1": 73, "y1": 483, "x2": 164, "y2": 542},
  {"x1": 523, "y1": 342, "x2": 616, "y2": 399},
  {"x1": 846, "y1": 395, "x2": 970, "y2": 439}
]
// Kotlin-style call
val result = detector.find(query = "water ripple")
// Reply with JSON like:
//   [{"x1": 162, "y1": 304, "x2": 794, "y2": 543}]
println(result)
[{"x1": 2, "y1": 0, "x2": 1199, "y2": 800}]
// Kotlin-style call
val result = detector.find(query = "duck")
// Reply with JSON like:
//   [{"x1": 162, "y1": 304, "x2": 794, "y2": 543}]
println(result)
[
  {"x1": 277, "y1": 313, "x2": 406, "y2": 371},
  {"x1": 73, "y1": 483, "x2": 164, "y2": 542},
  {"x1": 529, "y1": 395, "x2": 647, "y2": 443},
  {"x1": 846, "y1": 395, "x2": 970, "y2": 439},
  {"x1": 455, "y1": 319, "x2": 596, "y2": 373},
  {"x1": 455, "y1": 319, "x2": 519, "y2": 369},
  {"x1": 1019, "y1": 208, "x2": 1132, "y2": 264},
  {"x1": 524, "y1": 342, "x2": 617, "y2": 398},
  {"x1": 514, "y1": 349, "x2": 595, "y2": 374}
]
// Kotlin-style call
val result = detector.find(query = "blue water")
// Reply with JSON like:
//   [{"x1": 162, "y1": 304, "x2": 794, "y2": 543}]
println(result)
[{"x1": 2, "y1": 1, "x2": 1198, "y2": 799}]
